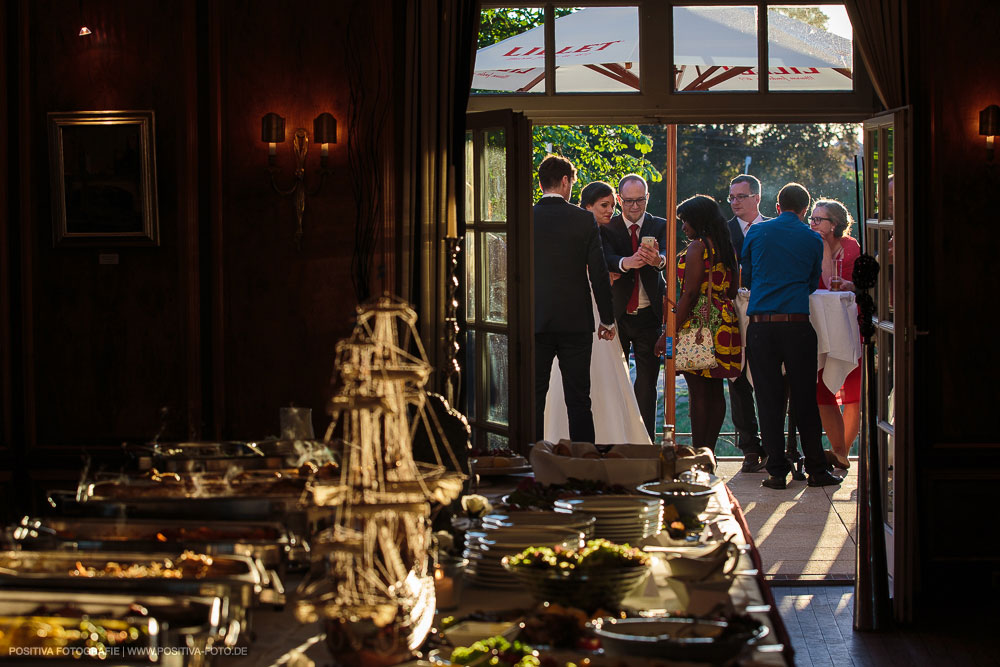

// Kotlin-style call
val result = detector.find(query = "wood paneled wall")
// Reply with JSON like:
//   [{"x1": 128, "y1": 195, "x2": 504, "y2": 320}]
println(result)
[
  {"x1": 5, "y1": 0, "x2": 395, "y2": 512},
  {"x1": 911, "y1": 0, "x2": 1000, "y2": 610}
]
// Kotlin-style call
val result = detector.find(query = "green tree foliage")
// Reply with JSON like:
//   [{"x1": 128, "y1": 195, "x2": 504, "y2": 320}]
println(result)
[
  {"x1": 533, "y1": 125, "x2": 661, "y2": 203},
  {"x1": 772, "y1": 7, "x2": 830, "y2": 31},
  {"x1": 478, "y1": 7, "x2": 572, "y2": 49}
]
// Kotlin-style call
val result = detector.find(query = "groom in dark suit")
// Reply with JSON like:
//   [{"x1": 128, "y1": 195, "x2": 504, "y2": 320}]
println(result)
[
  {"x1": 534, "y1": 155, "x2": 616, "y2": 444},
  {"x1": 600, "y1": 174, "x2": 666, "y2": 440},
  {"x1": 727, "y1": 174, "x2": 769, "y2": 472}
]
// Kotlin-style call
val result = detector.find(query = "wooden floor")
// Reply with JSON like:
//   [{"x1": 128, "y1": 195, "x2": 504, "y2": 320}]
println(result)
[
  {"x1": 716, "y1": 458, "x2": 857, "y2": 581},
  {"x1": 774, "y1": 586, "x2": 1000, "y2": 666}
]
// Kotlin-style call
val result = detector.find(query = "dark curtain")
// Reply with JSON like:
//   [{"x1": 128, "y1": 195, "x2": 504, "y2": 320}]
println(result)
[
  {"x1": 397, "y1": 0, "x2": 479, "y2": 390},
  {"x1": 845, "y1": 0, "x2": 909, "y2": 109}
]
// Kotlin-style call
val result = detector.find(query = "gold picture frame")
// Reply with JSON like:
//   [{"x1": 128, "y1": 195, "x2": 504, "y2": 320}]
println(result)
[{"x1": 48, "y1": 110, "x2": 160, "y2": 246}]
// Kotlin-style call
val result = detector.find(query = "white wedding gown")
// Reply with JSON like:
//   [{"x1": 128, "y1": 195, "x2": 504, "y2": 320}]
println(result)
[{"x1": 543, "y1": 286, "x2": 653, "y2": 445}]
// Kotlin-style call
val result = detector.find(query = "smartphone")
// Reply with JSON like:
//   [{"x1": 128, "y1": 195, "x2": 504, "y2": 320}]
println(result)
[{"x1": 641, "y1": 236, "x2": 656, "y2": 248}]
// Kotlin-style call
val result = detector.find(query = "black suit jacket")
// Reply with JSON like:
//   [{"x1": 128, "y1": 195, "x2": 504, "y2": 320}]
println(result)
[
  {"x1": 533, "y1": 197, "x2": 615, "y2": 334},
  {"x1": 728, "y1": 215, "x2": 771, "y2": 286},
  {"x1": 600, "y1": 213, "x2": 667, "y2": 321}
]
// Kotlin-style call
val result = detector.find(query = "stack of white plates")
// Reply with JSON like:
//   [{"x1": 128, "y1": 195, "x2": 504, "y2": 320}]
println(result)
[
  {"x1": 464, "y1": 524, "x2": 585, "y2": 589},
  {"x1": 553, "y1": 495, "x2": 663, "y2": 546},
  {"x1": 482, "y1": 511, "x2": 596, "y2": 537}
]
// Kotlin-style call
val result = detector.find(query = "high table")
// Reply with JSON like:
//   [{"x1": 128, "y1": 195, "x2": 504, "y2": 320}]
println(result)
[{"x1": 736, "y1": 288, "x2": 861, "y2": 392}]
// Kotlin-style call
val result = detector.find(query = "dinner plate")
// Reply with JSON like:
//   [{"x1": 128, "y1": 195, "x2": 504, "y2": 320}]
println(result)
[{"x1": 473, "y1": 464, "x2": 533, "y2": 477}]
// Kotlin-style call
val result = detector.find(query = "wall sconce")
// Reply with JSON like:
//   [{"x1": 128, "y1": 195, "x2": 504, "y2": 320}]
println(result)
[
  {"x1": 261, "y1": 111, "x2": 336, "y2": 247},
  {"x1": 979, "y1": 104, "x2": 1000, "y2": 161}
]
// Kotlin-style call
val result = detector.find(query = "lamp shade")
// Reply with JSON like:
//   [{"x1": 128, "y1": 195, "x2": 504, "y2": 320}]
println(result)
[
  {"x1": 979, "y1": 105, "x2": 1000, "y2": 136},
  {"x1": 261, "y1": 113, "x2": 286, "y2": 143},
  {"x1": 314, "y1": 113, "x2": 337, "y2": 144}
]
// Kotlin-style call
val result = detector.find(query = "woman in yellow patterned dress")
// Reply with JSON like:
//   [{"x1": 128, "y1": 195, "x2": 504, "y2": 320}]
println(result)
[{"x1": 656, "y1": 195, "x2": 742, "y2": 451}]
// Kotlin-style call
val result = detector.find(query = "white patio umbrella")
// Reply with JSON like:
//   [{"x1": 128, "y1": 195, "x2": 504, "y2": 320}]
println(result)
[{"x1": 472, "y1": 6, "x2": 852, "y2": 93}]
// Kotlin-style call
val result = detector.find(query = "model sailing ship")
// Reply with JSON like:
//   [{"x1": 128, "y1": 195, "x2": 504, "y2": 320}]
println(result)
[{"x1": 296, "y1": 295, "x2": 466, "y2": 665}]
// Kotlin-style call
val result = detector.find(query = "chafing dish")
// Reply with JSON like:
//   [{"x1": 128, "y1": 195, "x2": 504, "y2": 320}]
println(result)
[
  {"x1": 0, "y1": 551, "x2": 267, "y2": 638},
  {"x1": 0, "y1": 590, "x2": 234, "y2": 667},
  {"x1": 131, "y1": 440, "x2": 336, "y2": 473},
  {"x1": 11, "y1": 517, "x2": 297, "y2": 571}
]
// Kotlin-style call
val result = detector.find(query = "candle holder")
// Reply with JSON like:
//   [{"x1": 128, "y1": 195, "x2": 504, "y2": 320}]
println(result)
[{"x1": 433, "y1": 556, "x2": 468, "y2": 611}]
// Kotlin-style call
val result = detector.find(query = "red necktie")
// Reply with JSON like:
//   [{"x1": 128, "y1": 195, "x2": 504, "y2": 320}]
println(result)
[{"x1": 628, "y1": 223, "x2": 640, "y2": 313}]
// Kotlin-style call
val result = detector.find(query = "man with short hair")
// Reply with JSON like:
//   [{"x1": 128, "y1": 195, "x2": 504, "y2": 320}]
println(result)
[
  {"x1": 534, "y1": 154, "x2": 617, "y2": 444},
  {"x1": 726, "y1": 174, "x2": 768, "y2": 472},
  {"x1": 600, "y1": 174, "x2": 667, "y2": 441},
  {"x1": 741, "y1": 182, "x2": 842, "y2": 489}
]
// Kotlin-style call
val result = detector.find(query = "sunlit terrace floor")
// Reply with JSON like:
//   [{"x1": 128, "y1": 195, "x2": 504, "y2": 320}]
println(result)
[{"x1": 716, "y1": 458, "x2": 858, "y2": 582}]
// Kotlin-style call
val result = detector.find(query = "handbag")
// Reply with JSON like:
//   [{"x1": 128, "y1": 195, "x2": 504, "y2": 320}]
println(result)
[{"x1": 675, "y1": 247, "x2": 720, "y2": 372}]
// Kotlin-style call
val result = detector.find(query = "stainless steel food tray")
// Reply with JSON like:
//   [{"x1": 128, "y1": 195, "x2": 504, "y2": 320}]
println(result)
[
  {"x1": 131, "y1": 440, "x2": 334, "y2": 472},
  {"x1": 0, "y1": 589, "x2": 235, "y2": 666},
  {"x1": 11, "y1": 517, "x2": 296, "y2": 570},
  {"x1": 0, "y1": 550, "x2": 268, "y2": 637}
]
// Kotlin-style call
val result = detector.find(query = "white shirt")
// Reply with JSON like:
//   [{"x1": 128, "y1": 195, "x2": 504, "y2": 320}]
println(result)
[
  {"x1": 617, "y1": 218, "x2": 666, "y2": 313},
  {"x1": 738, "y1": 213, "x2": 764, "y2": 237}
]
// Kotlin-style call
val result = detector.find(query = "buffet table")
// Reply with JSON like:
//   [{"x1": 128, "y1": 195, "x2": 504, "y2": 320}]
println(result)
[{"x1": 736, "y1": 288, "x2": 861, "y2": 393}]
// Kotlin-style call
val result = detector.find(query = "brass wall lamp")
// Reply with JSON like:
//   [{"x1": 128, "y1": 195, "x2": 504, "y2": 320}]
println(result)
[
  {"x1": 979, "y1": 104, "x2": 999, "y2": 161},
  {"x1": 261, "y1": 112, "x2": 336, "y2": 247}
]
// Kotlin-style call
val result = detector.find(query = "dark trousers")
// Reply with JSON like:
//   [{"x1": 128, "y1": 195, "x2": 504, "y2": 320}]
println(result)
[
  {"x1": 535, "y1": 332, "x2": 595, "y2": 443},
  {"x1": 727, "y1": 364, "x2": 764, "y2": 455},
  {"x1": 618, "y1": 307, "x2": 662, "y2": 440},
  {"x1": 745, "y1": 321, "x2": 827, "y2": 477}
]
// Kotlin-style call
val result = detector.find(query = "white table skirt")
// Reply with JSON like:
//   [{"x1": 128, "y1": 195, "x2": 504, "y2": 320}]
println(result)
[{"x1": 735, "y1": 289, "x2": 861, "y2": 394}]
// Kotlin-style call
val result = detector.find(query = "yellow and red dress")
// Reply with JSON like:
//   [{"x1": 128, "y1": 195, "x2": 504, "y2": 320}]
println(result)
[{"x1": 677, "y1": 247, "x2": 742, "y2": 380}]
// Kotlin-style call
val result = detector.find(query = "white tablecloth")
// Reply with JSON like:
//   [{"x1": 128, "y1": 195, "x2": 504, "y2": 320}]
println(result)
[{"x1": 735, "y1": 289, "x2": 861, "y2": 394}]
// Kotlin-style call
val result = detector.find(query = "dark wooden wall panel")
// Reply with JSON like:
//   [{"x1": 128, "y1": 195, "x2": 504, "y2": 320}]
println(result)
[
  {"x1": 917, "y1": 0, "x2": 1000, "y2": 444},
  {"x1": 26, "y1": 0, "x2": 192, "y2": 445},
  {"x1": 217, "y1": 0, "x2": 393, "y2": 438}
]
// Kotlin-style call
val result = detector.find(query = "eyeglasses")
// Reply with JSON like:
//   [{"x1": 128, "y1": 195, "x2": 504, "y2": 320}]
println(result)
[
  {"x1": 727, "y1": 193, "x2": 757, "y2": 202},
  {"x1": 621, "y1": 196, "x2": 648, "y2": 207},
  {"x1": 809, "y1": 216, "x2": 833, "y2": 224}
]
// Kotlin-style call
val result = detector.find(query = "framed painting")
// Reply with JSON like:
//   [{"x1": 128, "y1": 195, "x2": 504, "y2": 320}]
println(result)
[{"x1": 47, "y1": 110, "x2": 160, "y2": 246}]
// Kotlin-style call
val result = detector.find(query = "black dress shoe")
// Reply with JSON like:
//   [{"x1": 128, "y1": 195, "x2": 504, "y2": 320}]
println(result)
[
  {"x1": 761, "y1": 475, "x2": 788, "y2": 489},
  {"x1": 807, "y1": 470, "x2": 844, "y2": 487},
  {"x1": 740, "y1": 454, "x2": 768, "y2": 473}
]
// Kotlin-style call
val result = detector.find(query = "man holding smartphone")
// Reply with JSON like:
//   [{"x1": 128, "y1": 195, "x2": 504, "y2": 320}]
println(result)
[{"x1": 600, "y1": 174, "x2": 667, "y2": 441}]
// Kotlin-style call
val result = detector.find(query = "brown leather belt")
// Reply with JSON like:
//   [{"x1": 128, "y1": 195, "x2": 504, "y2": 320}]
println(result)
[{"x1": 750, "y1": 313, "x2": 810, "y2": 323}]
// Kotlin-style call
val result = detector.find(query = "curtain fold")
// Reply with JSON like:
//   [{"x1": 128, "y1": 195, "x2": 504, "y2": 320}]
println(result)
[
  {"x1": 398, "y1": 0, "x2": 478, "y2": 388},
  {"x1": 845, "y1": 0, "x2": 909, "y2": 108}
]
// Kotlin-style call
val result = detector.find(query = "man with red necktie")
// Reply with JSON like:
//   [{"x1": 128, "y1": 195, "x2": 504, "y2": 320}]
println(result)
[{"x1": 600, "y1": 174, "x2": 667, "y2": 441}]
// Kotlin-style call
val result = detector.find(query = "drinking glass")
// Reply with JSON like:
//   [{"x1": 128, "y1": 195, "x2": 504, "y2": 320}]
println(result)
[{"x1": 830, "y1": 258, "x2": 843, "y2": 290}]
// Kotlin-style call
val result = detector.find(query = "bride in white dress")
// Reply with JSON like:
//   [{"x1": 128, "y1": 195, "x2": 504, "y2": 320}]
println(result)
[{"x1": 544, "y1": 182, "x2": 653, "y2": 445}]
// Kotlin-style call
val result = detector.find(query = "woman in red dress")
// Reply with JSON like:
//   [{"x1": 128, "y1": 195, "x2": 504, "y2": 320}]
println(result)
[{"x1": 809, "y1": 199, "x2": 860, "y2": 470}]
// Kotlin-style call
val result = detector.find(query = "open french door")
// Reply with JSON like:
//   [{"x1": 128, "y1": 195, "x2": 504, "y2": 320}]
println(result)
[
  {"x1": 462, "y1": 111, "x2": 533, "y2": 453},
  {"x1": 861, "y1": 109, "x2": 914, "y2": 623}
]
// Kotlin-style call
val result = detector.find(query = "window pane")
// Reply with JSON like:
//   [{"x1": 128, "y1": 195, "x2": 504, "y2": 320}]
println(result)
[
  {"x1": 486, "y1": 332, "x2": 509, "y2": 426},
  {"x1": 465, "y1": 131, "x2": 475, "y2": 222},
  {"x1": 866, "y1": 128, "x2": 879, "y2": 219},
  {"x1": 674, "y1": 6, "x2": 758, "y2": 92},
  {"x1": 465, "y1": 231, "x2": 476, "y2": 324},
  {"x1": 487, "y1": 432, "x2": 509, "y2": 452},
  {"x1": 880, "y1": 229, "x2": 894, "y2": 324},
  {"x1": 482, "y1": 130, "x2": 507, "y2": 221},
  {"x1": 878, "y1": 330, "x2": 894, "y2": 426},
  {"x1": 554, "y1": 6, "x2": 640, "y2": 93},
  {"x1": 767, "y1": 6, "x2": 852, "y2": 91},
  {"x1": 884, "y1": 126, "x2": 895, "y2": 220},
  {"x1": 483, "y1": 232, "x2": 508, "y2": 325},
  {"x1": 466, "y1": 330, "x2": 477, "y2": 420},
  {"x1": 474, "y1": 7, "x2": 546, "y2": 94}
]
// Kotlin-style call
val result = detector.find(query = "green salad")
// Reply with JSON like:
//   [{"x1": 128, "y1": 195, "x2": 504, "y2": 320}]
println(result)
[{"x1": 507, "y1": 538, "x2": 650, "y2": 572}]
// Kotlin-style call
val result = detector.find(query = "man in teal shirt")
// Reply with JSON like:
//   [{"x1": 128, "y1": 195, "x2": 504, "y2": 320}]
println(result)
[{"x1": 741, "y1": 183, "x2": 842, "y2": 489}]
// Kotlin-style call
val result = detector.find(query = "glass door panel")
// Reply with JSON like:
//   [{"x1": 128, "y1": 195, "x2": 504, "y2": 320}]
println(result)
[{"x1": 464, "y1": 111, "x2": 531, "y2": 452}]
